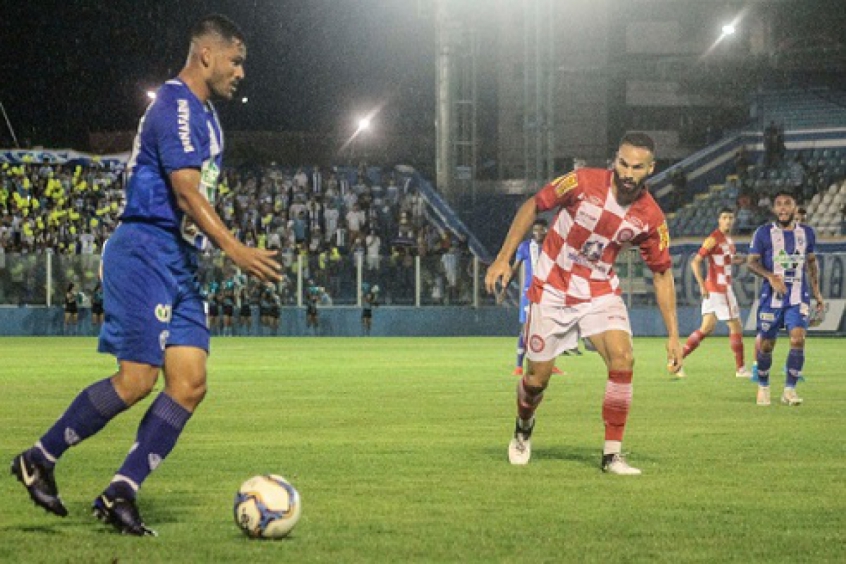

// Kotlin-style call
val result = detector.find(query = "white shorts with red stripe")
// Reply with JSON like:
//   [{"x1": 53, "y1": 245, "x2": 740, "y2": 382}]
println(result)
[
  {"x1": 701, "y1": 288, "x2": 740, "y2": 321},
  {"x1": 524, "y1": 294, "x2": 632, "y2": 362}
]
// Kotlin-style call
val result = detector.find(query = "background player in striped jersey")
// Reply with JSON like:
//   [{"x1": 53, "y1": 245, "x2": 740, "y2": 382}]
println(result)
[
  {"x1": 679, "y1": 208, "x2": 751, "y2": 378},
  {"x1": 486, "y1": 133, "x2": 682, "y2": 475},
  {"x1": 747, "y1": 191, "x2": 824, "y2": 407},
  {"x1": 509, "y1": 219, "x2": 564, "y2": 376}
]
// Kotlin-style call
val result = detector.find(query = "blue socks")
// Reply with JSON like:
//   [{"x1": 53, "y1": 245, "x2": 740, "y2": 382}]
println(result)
[
  {"x1": 106, "y1": 393, "x2": 192, "y2": 500},
  {"x1": 756, "y1": 351, "x2": 772, "y2": 387},
  {"x1": 785, "y1": 349, "x2": 804, "y2": 388},
  {"x1": 34, "y1": 378, "x2": 128, "y2": 467},
  {"x1": 516, "y1": 333, "x2": 526, "y2": 369}
]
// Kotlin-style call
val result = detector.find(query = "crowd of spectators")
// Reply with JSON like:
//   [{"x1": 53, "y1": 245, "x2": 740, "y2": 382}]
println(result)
[{"x1": 0, "y1": 158, "x2": 475, "y2": 308}]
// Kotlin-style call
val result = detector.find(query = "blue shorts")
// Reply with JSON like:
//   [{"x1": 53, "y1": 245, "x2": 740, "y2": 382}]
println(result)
[
  {"x1": 756, "y1": 303, "x2": 809, "y2": 340},
  {"x1": 98, "y1": 222, "x2": 209, "y2": 366}
]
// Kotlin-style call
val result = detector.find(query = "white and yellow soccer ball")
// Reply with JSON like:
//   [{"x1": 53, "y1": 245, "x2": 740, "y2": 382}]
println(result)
[{"x1": 234, "y1": 474, "x2": 302, "y2": 539}]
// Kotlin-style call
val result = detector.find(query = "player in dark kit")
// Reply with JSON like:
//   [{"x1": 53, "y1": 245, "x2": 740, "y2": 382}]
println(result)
[{"x1": 10, "y1": 15, "x2": 280, "y2": 536}]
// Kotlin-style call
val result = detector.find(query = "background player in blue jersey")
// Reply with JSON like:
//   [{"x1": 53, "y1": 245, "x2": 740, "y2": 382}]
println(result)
[
  {"x1": 747, "y1": 191, "x2": 824, "y2": 407},
  {"x1": 509, "y1": 219, "x2": 565, "y2": 375},
  {"x1": 11, "y1": 15, "x2": 281, "y2": 536}
]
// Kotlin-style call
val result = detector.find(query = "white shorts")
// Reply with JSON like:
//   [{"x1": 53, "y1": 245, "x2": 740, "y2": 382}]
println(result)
[
  {"x1": 701, "y1": 289, "x2": 740, "y2": 321},
  {"x1": 524, "y1": 295, "x2": 632, "y2": 362}
]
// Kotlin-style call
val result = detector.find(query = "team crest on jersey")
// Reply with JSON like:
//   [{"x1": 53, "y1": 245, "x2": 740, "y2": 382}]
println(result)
[
  {"x1": 551, "y1": 172, "x2": 578, "y2": 197},
  {"x1": 617, "y1": 228, "x2": 634, "y2": 243},
  {"x1": 658, "y1": 222, "x2": 670, "y2": 250},
  {"x1": 155, "y1": 304, "x2": 172, "y2": 323},
  {"x1": 529, "y1": 334, "x2": 545, "y2": 353}
]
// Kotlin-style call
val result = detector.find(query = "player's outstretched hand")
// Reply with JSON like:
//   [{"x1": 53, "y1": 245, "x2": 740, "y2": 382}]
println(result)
[
  {"x1": 229, "y1": 246, "x2": 282, "y2": 283},
  {"x1": 665, "y1": 337, "x2": 683, "y2": 374},
  {"x1": 485, "y1": 258, "x2": 512, "y2": 296}
]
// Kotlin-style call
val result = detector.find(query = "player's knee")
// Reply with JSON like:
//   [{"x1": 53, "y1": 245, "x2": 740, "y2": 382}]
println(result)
[
  {"x1": 789, "y1": 335, "x2": 805, "y2": 349},
  {"x1": 607, "y1": 350, "x2": 634, "y2": 371},
  {"x1": 759, "y1": 340, "x2": 775, "y2": 353},
  {"x1": 113, "y1": 364, "x2": 159, "y2": 405}
]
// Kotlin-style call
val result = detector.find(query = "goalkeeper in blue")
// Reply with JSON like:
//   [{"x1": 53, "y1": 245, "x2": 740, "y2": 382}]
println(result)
[
  {"x1": 746, "y1": 191, "x2": 824, "y2": 407},
  {"x1": 10, "y1": 14, "x2": 280, "y2": 536}
]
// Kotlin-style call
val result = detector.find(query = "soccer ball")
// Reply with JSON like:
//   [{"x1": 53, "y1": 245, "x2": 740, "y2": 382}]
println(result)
[{"x1": 234, "y1": 474, "x2": 302, "y2": 539}]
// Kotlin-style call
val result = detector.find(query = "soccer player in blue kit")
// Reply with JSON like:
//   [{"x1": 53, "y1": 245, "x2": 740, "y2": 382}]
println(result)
[
  {"x1": 10, "y1": 15, "x2": 280, "y2": 536},
  {"x1": 746, "y1": 191, "x2": 824, "y2": 407}
]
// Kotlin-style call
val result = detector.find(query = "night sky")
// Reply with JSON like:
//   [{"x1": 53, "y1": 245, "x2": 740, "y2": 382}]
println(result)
[{"x1": 0, "y1": 0, "x2": 436, "y2": 148}]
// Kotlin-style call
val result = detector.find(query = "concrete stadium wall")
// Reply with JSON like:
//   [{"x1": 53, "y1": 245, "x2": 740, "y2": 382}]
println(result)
[{"x1": 1, "y1": 305, "x2": 829, "y2": 338}]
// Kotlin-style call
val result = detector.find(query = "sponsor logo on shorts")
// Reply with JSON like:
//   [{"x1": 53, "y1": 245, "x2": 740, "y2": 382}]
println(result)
[
  {"x1": 759, "y1": 312, "x2": 775, "y2": 321},
  {"x1": 155, "y1": 304, "x2": 172, "y2": 323},
  {"x1": 529, "y1": 334, "x2": 545, "y2": 353},
  {"x1": 159, "y1": 330, "x2": 169, "y2": 351},
  {"x1": 760, "y1": 322, "x2": 771, "y2": 331}
]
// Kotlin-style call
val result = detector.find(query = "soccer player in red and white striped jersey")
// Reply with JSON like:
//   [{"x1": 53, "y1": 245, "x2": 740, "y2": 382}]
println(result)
[
  {"x1": 486, "y1": 132, "x2": 682, "y2": 475},
  {"x1": 680, "y1": 209, "x2": 750, "y2": 378}
]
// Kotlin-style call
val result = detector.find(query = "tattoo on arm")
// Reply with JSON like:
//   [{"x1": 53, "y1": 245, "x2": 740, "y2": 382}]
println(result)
[{"x1": 807, "y1": 253, "x2": 821, "y2": 295}]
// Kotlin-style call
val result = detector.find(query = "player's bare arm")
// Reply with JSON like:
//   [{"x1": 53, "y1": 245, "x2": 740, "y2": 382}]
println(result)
[
  {"x1": 807, "y1": 252, "x2": 825, "y2": 308},
  {"x1": 690, "y1": 254, "x2": 708, "y2": 298},
  {"x1": 746, "y1": 253, "x2": 787, "y2": 295},
  {"x1": 171, "y1": 169, "x2": 281, "y2": 282},
  {"x1": 653, "y1": 269, "x2": 683, "y2": 372},
  {"x1": 485, "y1": 197, "x2": 537, "y2": 294}
]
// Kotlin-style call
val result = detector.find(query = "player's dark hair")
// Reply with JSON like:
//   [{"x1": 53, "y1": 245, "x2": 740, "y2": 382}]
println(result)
[
  {"x1": 797, "y1": 206, "x2": 807, "y2": 215},
  {"x1": 191, "y1": 14, "x2": 245, "y2": 44},
  {"x1": 619, "y1": 132, "x2": 656, "y2": 154},
  {"x1": 719, "y1": 207, "x2": 735, "y2": 216},
  {"x1": 533, "y1": 219, "x2": 548, "y2": 228},
  {"x1": 773, "y1": 190, "x2": 796, "y2": 202}
]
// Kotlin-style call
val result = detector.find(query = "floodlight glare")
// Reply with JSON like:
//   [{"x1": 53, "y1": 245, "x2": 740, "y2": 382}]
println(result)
[
  {"x1": 721, "y1": 23, "x2": 736, "y2": 36},
  {"x1": 146, "y1": 90, "x2": 157, "y2": 100},
  {"x1": 241, "y1": 96, "x2": 249, "y2": 104},
  {"x1": 358, "y1": 117, "x2": 371, "y2": 131}
]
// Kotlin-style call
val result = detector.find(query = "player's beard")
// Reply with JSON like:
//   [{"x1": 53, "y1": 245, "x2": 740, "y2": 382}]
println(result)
[
  {"x1": 776, "y1": 213, "x2": 794, "y2": 228},
  {"x1": 613, "y1": 171, "x2": 645, "y2": 205}
]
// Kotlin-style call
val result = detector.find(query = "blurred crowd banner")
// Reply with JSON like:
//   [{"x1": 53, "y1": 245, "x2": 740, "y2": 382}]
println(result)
[
  {"x1": 2, "y1": 243, "x2": 845, "y2": 314},
  {"x1": 0, "y1": 148, "x2": 129, "y2": 168}
]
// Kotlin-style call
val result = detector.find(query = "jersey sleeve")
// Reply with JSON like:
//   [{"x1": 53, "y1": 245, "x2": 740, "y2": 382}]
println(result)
[
  {"x1": 534, "y1": 172, "x2": 580, "y2": 212},
  {"x1": 151, "y1": 92, "x2": 206, "y2": 175},
  {"x1": 697, "y1": 234, "x2": 718, "y2": 258},
  {"x1": 748, "y1": 226, "x2": 766, "y2": 256},
  {"x1": 638, "y1": 219, "x2": 672, "y2": 274}
]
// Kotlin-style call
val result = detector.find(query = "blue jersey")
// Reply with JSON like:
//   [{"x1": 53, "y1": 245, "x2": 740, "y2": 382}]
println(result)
[
  {"x1": 123, "y1": 79, "x2": 223, "y2": 250},
  {"x1": 515, "y1": 239, "x2": 542, "y2": 295},
  {"x1": 749, "y1": 222, "x2": 816, "y2": 308},
  {"x1": 515, "y1": 238, "x2": 542, "y2": 323}
]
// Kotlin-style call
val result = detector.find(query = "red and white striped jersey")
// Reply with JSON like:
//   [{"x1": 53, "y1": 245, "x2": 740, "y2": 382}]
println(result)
[
  {"x1": 527, "y1": 168, "x2": 671, "y2": 306},
  {"x1": 698, "y1": 229, "x2": 735, "y2": 293}
]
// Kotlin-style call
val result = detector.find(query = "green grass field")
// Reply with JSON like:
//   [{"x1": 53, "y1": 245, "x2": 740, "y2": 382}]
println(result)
[{"x1": 1, "y1": 336, "x2": 843, "y2": 563}]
